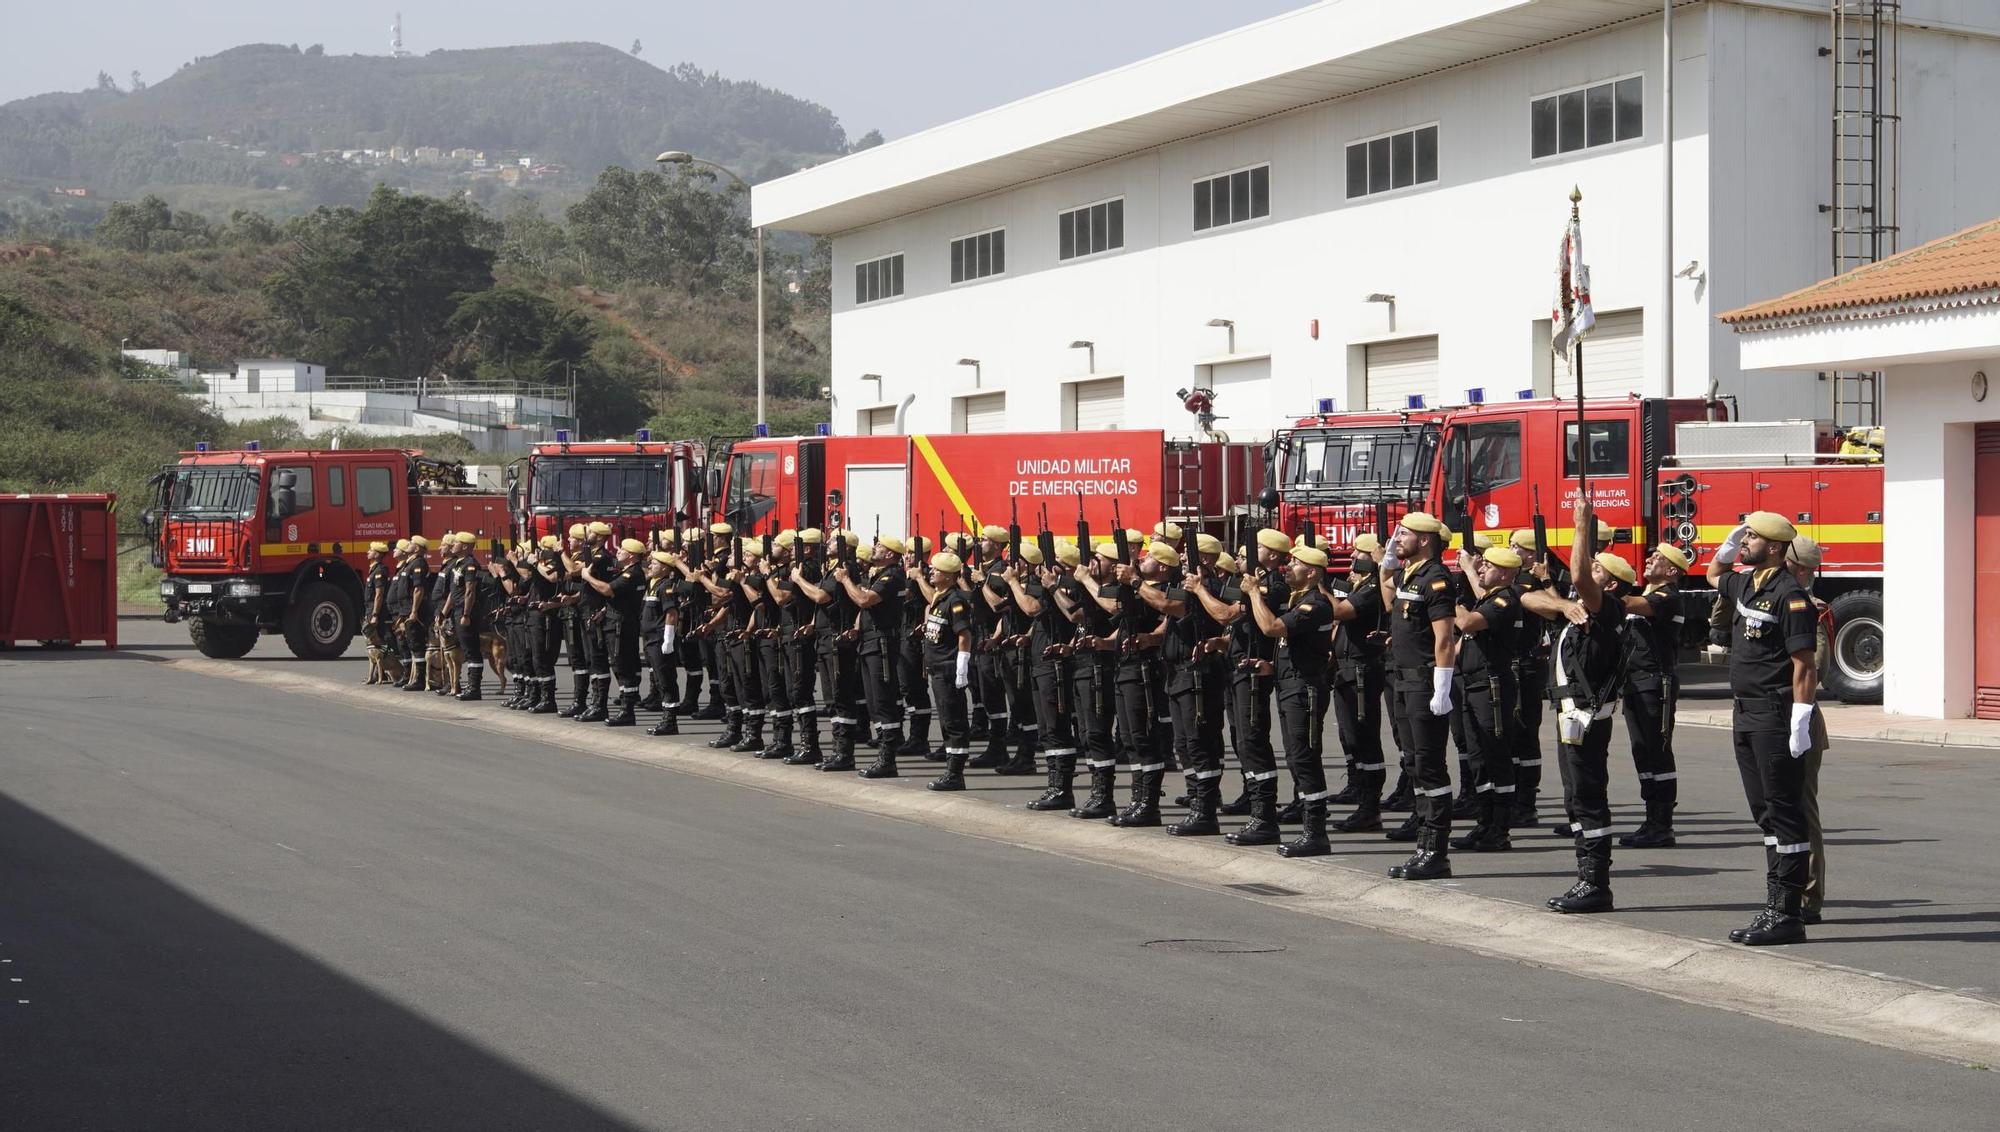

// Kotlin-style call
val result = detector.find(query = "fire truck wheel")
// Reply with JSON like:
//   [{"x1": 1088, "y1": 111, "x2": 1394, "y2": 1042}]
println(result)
[
  {"x1": 1821, "y1": 590, "x2": 1884, "y2": 705},
  {"x1": 189, "y1": 619, "x2": 259, "y2": 659},
  {"x1": 283, "y1": 581, "x2": 358, "y2": 661}
]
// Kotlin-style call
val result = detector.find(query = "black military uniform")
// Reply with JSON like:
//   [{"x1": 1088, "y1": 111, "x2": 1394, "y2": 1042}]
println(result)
[
  {"x1": 1021, "y1": 556, "x2": 1080, "y2": 811},
  {"x1": 983, "y1": 566, "x2": 1037, "y2": 776},
  {"x1": 811, "y1": 549, "x2": 862, "y2": 771},
  {"x1": 727, "y1": 553, "x2": 770, "y2": 752},
  {"x1": 1065, "y1": 561, "x2": 1120, "y2": 819},
  {"x1": 1222, "y1": 560, "x2": 1281, "y2": 843},
  {"x1": 362, "y1": 551, "x2": 391, "y2": 682},
  {"x1": 557, "y1": 535, "x2": 594, "y2": 717},
  {"x1": 385, "y1": 547, "x2": 414, "y2": 682},
  {"x1": 1387, "y1": 545, "x2": 1458, "y2": 876},
  {"x1": 1718, "y1": 551, "x2": 1819, "y2": 944},
  {"x1": 1544, "y1": 559, "x2": 1631, "y2": 913},
  {"x1": 1449, "y1": 566, "x2": 1520, "y2": 852},
  {"x1": 601, "y1": 550, "x2": 645, "y2": 727},
  {"x1": 1105, "y1": 564, "x2": 1167, "y2": 827},
  {"x1": 779, "y1": 540, "x2": 827, "y2": 766},
  {"x1": 856, "y1": 555, "x2": 907, "y2": 776},
  {"x1": 494, "y1": 555, "x2": 529, "y2": 707},
  {"x1": 895, "y1": 544, "x2": 935, "y2": 760},
  {"x1": 525, "y1": 548, "x2": 563, "y2": 713},
  {"x1": 1328, "y1": 561, "x2": 1388, "y2": 831},
  {"x1": 1269, "y1": 562, "x2": 1336, "y2": 857},
  {"x1": 966, "y1": 558, "x2": 1014, "y2": 770},
  {"x1": 754, "y1": 552, "x2": 794, "y2": 760},
  {"x1": 1509, "y1": 554, "x2": 1563, "y2": 826},
  {"x1": 575, "y1": 536, "x2": 617, "y2": 722},
  {"x1": 641, "y1": 559, "x2": 680, "y2": 734},
  {"x1": 453, "y1": 546, "x2": 488, "y2": 701},
  {"x1": 923, "y1": 568, "x2": 977, "y2": 790},
  {"x1": 1620, "y1": 577, "x2": 1684, "y2": 847},
  {"x1": 1164, "y1": 555, "x2": 1230, "y2": 836}
]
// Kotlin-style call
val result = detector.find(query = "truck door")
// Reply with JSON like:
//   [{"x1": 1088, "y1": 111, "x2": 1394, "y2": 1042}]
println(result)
[
  {"x1": 320, "y1": 459, "x2": 356, "y2": 553},
  {"x1": 352, "y1": 459, "x2": 404, "y2": 543},
  {"x1": 1559, "y1": 411, "x2": 1644, "y2": 551},
  {"x1": 1455, "y1": 414, "x2": 1526, "y2": 536},
  {"x1": 264, "y1": 460, "x2": 315, "y2": 549}
]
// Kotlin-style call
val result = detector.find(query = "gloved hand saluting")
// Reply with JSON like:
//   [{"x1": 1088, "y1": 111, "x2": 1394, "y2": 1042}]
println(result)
[
  {"x1": 1788, "y1": 702, "x2": 1814, "y2": 757},
  {"x1": 1429, "y1": 666, "x2": 1455, "y2": 716},
  {"x1": 1714, "y1": 524, "x2": 1749, "y2": 566}
]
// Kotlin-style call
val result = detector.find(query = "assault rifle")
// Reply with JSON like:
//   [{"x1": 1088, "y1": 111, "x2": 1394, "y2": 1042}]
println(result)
[
  {"x1": 1110, "y1": 500, "x2": 1130, "y2": 564},
  {"x1": 1037, "y1": 503, "x2": 1056, "y2": 572}
]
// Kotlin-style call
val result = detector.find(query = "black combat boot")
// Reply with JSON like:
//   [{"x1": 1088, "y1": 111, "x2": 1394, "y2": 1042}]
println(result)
[
  {"x1": 758, "y1": 716, "x2": 793, "y2": 760},
  {"x1": 455, "y1": 663, "x2": 484, "y2": 702},
  {"x1": 500, "y1": 673, "x2": 524, "y2": 709},
  {"x1": 693, "y1": 690, "x2": 727, "y2": 721},
  {"x1": 1548, "y1": 853, "x2": 1614, "y2": 914},
  {"x1": 1217, "y1": 773, "x2": 1253, "y2": 817},
  {"x1": 1070, "y1": 763, "x2": 1117, "y2": 819},
  {"x1": 558, "y1": 674, "x2": 588, "y2": 717},
  {"x1": 817, "y1": 722, "x2": 857, "y2": 772},
  {"x1": 1451, "y1": 765, "x2": 1478, "y2": 820},
  {"x1": 1277, "y1": 790, "x2": 1304, "y2": 825},
  {"x1": 993, "y1": 729, "x2": 1037, "y2": 776},
  {"x1": 1623, "y1": 796, "x2": 1677, "y2": 848},
  {"x1": 1470, "y1": 795, "x2": 1513, "y2": 851},
  {"x1": 1329, "y1": 759, "x2": 1361, "y2": 806},
  {"x1": 1026, "y1": 754, "x2": 1076, "y2": 811},
  {"x1": 899, "y1": 707, "x2": 933, "y2": 759},
  {"x1": 730, "y1": 711, "x2": 764, "y2": 752},
  {"x1": 1332, "y1": 766, "x2": 1384, "y2": 833},
  {"x1": 605, "y1": 690, "x2": 637, "y2": 728},
  {"x1": 1384, "y1": 811, "x2": 1422, "y2": 843},
  {"x1": 529, "y1": 678, "x2": 556, "y2": 715},
  {"x1": 1730, "y1": 883, "x2": 1780, "y2": 943},
  {"x1": 1381, "y1": 769, "x2": 1414, "y2": 812},
  {"x1": 638, "y1": 682, "x2": 663, "y2": 713},
  {"x1": 1277, "y1": 799, "x2": 1332, "y2": 858},
  {"x1": 1107, "y1": 765, "x2": 1162, "y2": 828},
  {"x1": 927, "y1": 754, "x2": 966, "y2": 791},
  {"x1": 967, "y1": 719, "x2": 1008, "y2": 770},
  {"x1": 859, "y1": 729, "x2": 902, "y2": 778},
  {"x1": 1166, "y1": 773, "x2": 1222, "y2": 837},
  {"x1": 646, "y1": 706, "x2": 679, "y2": 735},
  {"x1": 707, "y1": 709, "x2": 742, "y2": 749},
  {"x1": 1225, "y1": 777, "x2": 1282, "y2": 846},
  {"x1": 577, "y1": 677, "x2": 609, "y2": 723},
  {"x1": 1389, "y1": 830, "x2": 1454, "y2": 880},
  {"x1": 784, "y1": 710, "x2": 822, "y2": 765},
  {"x1": 673, "y1": 675, "x2": 702, "y2": 718}
]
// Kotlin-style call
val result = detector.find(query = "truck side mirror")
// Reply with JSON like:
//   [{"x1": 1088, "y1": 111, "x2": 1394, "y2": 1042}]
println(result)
[{"x1": 706, "y1": 468, "x2": 723, "y2": 500}]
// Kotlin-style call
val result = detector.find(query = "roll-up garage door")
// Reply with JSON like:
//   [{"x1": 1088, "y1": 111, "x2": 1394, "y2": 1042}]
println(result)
[
  {"x1": 1069, "y1": 378, "x2": 1124, "y2": 430},
  {"x1": 957, "y1": 392, "x2": 1006, "y2": 434},
  {"x1": 1364, "y1": 336, "x2": 1439, "y2": 410},
  {"x1": 1578, "y1": 308, "x2": 1644, "y2": 398},
  {"x1": 860, "y1": 407, "x2": 896, "y2": 435}
]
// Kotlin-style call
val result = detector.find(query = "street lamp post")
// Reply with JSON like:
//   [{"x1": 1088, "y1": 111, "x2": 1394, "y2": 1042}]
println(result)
[{"x1": 657, "y1": 150, "x2": 765, "y2": 429}]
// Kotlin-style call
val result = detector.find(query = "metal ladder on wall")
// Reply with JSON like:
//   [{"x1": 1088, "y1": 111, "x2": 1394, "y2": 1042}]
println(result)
[{"x1": 1822, "y1": 0, "x2": 1900, "y2": 428}]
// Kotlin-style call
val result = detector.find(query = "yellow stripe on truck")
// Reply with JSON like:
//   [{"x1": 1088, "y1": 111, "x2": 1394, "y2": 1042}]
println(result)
[{"x1": 910, "y1": 434, "x2": 979, "y2": 533}]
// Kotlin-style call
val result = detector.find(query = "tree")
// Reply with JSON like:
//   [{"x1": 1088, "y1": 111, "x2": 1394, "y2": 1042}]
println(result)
[
  {"x1": 852, "y1": 129, "x2": 885, "y2": 152},
  {"x1": 565, "y1": 165, "x2": 750, "y2": 296},
  {"x1": 630, "y1": 38, "x2": 643, "y2": 57},
  {"x1": 304, "y1": 44, "x2": 325, "y2": 58},
  {"x1": 445, "y1": 286, "x2": 594, "y2": 383},
  {"x1": 266, "y1": 185, "x2": 499, "y2": 380},
  {"x1": 94, "y1": 71, "x2": 119, "y2": 93},
  {"x1": 129, "y1": 70, "x2": 146, "y2": 92},
  {"x1": 96, "y1": 195, "x2": 172, "y2": 251},
  {"x1": 226, "y1": 209, "x2": 281, "y2": 246},
  {"x1": 497, "y1": 201, "x2": 571, "y2": 277}
]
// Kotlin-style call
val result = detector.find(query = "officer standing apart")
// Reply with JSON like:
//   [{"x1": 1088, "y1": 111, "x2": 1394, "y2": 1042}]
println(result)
[
  {"x1": 1785, "y1": 535, "x2": 1832, "y2": 925},
  {"x1": 1706, "y1": 512, "x2": 1820, "y2": 946},
  {"x1": 1383, "y1": 513, "x2": 1459, "y2": 879},
  {"x1": 921, "y1": 552, "x2": 976, "y2": 791}
]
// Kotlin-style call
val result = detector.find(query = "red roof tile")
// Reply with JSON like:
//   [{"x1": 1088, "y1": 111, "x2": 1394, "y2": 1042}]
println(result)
[{"x1": 1720, "y1": 216, "x2": 2000, "y2": 325}]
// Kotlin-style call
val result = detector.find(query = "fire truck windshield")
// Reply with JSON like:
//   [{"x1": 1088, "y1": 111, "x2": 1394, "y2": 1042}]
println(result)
[
  {"x1": 532, "y1": 457, "x2": 670, "y2": 514},
  {"x1": 1278, "y1": 424, "x2": 1439, "y2": 503},
  {"x1": 166, "y1": 466, "x2": 259, "y2": 518}
]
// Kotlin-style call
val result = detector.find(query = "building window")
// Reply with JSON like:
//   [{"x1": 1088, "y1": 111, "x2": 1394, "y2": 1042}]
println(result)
[
  {"x1": 950, "y1": 229, "x2": 1005, "y2": 284},
  {"x1": 1193, "y1": 164, "x2": 1270, "y2": 232},
  {"x1": 1532, "y1": 76, "x2": 1642, "y2": 159},
  {"x1": 1345, "y1": 125, "x2": 1438, "y2": 199},
  {"x1": 854, "y1": 253, "x2": 904, "y2": 305},
  {"x1": 1060, "y1": 199, "x2": 1124, "y2": 260}
]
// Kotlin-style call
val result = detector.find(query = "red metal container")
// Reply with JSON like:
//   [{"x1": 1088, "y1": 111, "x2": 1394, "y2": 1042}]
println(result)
[{"x1": 1, "y1": 493, "x2": 119, "y2": 649}]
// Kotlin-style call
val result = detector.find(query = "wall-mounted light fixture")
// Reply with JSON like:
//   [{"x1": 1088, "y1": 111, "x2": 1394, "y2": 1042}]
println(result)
[
  {"x1": 1205, "y1": 318, "x2": 1235, "y2": 354},
  {"x1": 1069, "y1": 340, "x2": 1095, "y2": 374},
  {"x1": 1364, "y1": 292, "x2": 1397, "y2": 333},
  {"x1": 956, "y1": 358, "x2": 982, "y2": 388}
]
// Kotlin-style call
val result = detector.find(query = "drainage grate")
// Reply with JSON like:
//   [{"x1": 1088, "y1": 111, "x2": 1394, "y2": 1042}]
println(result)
[
  {"x1": 1226, "y1": 882, "x2": 1303, "y2": 897},
  {"x1": 1142, "y1": 939, "x2": 1286, "y2": 954}
]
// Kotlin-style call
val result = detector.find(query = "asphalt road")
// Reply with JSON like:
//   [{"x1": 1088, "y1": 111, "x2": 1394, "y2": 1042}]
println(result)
[{"x1": 2, "y1": 629, "x2": 1995, "y2": 1129}]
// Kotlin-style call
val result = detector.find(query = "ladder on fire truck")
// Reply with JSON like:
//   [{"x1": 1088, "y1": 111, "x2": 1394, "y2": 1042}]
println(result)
[
  {"x1": 1164, "y1": 441, "x2": 1206, "y2": 533},
  {"x1": 1822, "y1": 0, "x2": 1900, "y2": 428}
]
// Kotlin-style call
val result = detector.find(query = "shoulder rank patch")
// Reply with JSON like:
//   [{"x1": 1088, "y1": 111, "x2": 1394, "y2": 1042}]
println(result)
[
  {"x1": 1786, "y1": 598, "x2": 1809, "y2": 611},
  {"x1": 1429, "y1": 579, "x2": 1449, "y2": 591},
  {"x1": 1494, "y1": 597, "x2": 1510, "y2": 607}
]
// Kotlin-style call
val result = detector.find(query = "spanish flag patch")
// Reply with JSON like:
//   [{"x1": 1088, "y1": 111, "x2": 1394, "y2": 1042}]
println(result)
[
  {"x1": 1786, "y1": 598, "x2": 1808, "y2": 611},
  {"x1": 1429, "y1": 579, "x2": 1449, "y2": 591}
]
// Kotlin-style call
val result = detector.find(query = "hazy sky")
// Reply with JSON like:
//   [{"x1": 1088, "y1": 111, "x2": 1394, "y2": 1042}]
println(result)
[{"x1": 5, "y1": 0, "x2": 1310, "y2": 140}]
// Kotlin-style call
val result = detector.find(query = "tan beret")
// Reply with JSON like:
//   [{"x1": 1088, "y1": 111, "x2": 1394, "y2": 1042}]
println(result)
[
  {"x1": 454, "y1": 531, "x2": 476, "y2": 545},
  {"x1": 908, "y1": 535, "x2": 930, "y2": 555},
  {"x1": 1482, "y1": 545, "x2": 1523, "y2": 569},
  {"x1": 1353, "y1": 533, "x2": 1382, "y2": 555},
  {"x1": 567, "y1": 523, "x2": 587, "y2": 539},
  {"x1": 931, "y1": 552, "x2": 963, "y2": 574},
  {"x1": 1595, "y1": 551, "x2": 1637, "y2": 585},
  {"x1": 877, "y1": 534, "x2": 907, "y2": 555},
  {"x1": 1147, "y1": 542, "x2": 1181, "y2": 567},
  {"x1": 739, "y1": 540, "x2": 763, "y2": 560},
  {"x1": 1053, "y1": 542, "x2": 1081, "y2": 567},
  {"x1": 409, "y1": 535, "x2": 430, "y2": 549},
  {"x1": 1654, "y1": 543, "x2": 1691, "y2": 571},
  {"x1": 1095, "y1": 542, "x2": 1123, "y2": 563},
  {"x1": 586, "y1": 521, "x2": 613, "y2": 537},
  {"x1": 1597, "y1": 518, "x2": 1616, "y2": 544},
  {"x1": 1124, "y1": 528, "x2": 1144, "y2": 545},
  {"x1": 619, "y1": 537, "x2": 646, "y2": 554},
  {"x1": 538, "y1": 535, "x2": 561, "y2": 551},
  {"x1": 773, "y1": 530, "x2": 796, "y2": 548},
  {"x1": 1789, "y1": 535, "x2": 1823, "y2": 569},
  {"x1": 1255, "y1": 528, "x2": 1291, "y2": 553},
  {"x1": 1292, "y1": 544, "x2": 1330, "y2": 568},
  {"x1": 1402, "y1": 511, "x2": 1448, "y2": 535},
  {"x1": 840, "y1": 530, "x2": 861, "y2": 548},
  {"x1": 797, "y1": 527, "x2": 824, "y2": 545},
  {"x1": 1195, "y1": 532, "x2": 1223, "y2": 554},
  {"x1": 1215, "y1": 552, "x2": 1241, "y2": 574},
  {"x1": 394, "y1": 538, "x2": 412, "y2": 553},
  {"x1": 1509, "y1": 528, "x2": 1537, "y2": 551},
  {"x1": 368, "y1": 541, "x2": 388, "y2": 553},
  {"x1": 1015, "y1": 540, "x2": 1042, "y2": 564},
  {"x1": 650, "y1": 550, "x2": 675, "y2": 565},
  {"x1": 710, "y1": 521, "x2": 734, "y2": 536},
  {"x1": 1746, "y1": 511, "x2": 1798, "y2": 543},
  {"x1": 980, "y1": 524, "x2": 1009, "y2": 542},
  {"x1": 1153, "y1": 521, "x2": 1184, "y2": 542}
]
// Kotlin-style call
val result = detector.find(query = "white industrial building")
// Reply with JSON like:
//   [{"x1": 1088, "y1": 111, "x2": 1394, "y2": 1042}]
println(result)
[{"x1": 754, "y1": 0, "x2": 2000, "y2": 438}]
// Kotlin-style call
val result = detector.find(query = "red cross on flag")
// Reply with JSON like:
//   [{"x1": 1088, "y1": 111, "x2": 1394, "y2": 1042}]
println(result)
[{"x1": 1551, "y1": 212, "x2": 1596, "y2": 361}]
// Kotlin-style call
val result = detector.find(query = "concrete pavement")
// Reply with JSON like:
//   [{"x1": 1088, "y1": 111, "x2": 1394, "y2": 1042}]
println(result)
[{"x1": 4, "y1": 639, "x2": 1997, "y2": 1129}]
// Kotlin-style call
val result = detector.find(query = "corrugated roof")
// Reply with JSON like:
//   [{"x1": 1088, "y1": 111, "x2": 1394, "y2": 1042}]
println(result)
[{"x1": 1720, "y1": 216, "x2": 2000, "y2": 326}]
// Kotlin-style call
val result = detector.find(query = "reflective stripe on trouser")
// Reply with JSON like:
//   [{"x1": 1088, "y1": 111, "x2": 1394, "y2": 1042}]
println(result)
[
  {"x1": 1071, "y1": 661, "x2": 1116, "y2": 766},
  {"x1": 1394, "y1": 683, "x2": 1453, "y2": 837},
  {"x1": 861, "y1": 646, "x2": 902, "y2": 735},
  {"x1": 1168, "y1": 677, "x2": 1227, "y2": 778},
  {"x1": 1621, "y1": 679, "x2": 1678, "y2": 804},
  {"x1": 1277, "y1": 674, "x2": 1331, "y2": 800},
  {"x1": 1734, "y1": 719, "x2": 1812, "y2": 895},
  {"x1": 1558, "y1": 712, "x2": 1617, "y2": 867},
  {"x1": 1031, "y1": 661, "x2": 1076, "y2": 753},
  {"x1": 928, "y1": 665, "x2": 971, "y2": 757}
]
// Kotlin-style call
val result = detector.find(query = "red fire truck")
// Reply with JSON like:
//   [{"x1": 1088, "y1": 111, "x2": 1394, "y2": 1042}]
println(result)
[
  {"x1": 507, "y1": 433, "x2": 705, "y2": 546},
  {"x1": 707, "y1": 430, "x2": 1266, "y2": 548},
  {"x1": 1273, "y1": 397, "x2": 1885, "y2": 702},
  {"x1": 147, "y1": 446, "x2": 509, "y2": 660}
]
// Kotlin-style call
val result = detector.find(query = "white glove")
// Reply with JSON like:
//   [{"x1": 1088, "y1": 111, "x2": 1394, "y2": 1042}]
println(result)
[
  {"x1": 662, "y1": 625, "x2": 677, "y2": 655},
  {"x1": 1379, "y1": 526, "x2": 1403, "y2": 573},
  {"x1": 1714, "y1": 524, "x2": 1748, "y2": 566},
  {"x1": 1429, "y1": 666, "x2": 1455, "y2": 716},
  {"x1": 1788, "y1": 703, "x2": 1814, "y2": 757},
  {"x1": 955, "y1": 650, "x2": 971, "y2": 689}
]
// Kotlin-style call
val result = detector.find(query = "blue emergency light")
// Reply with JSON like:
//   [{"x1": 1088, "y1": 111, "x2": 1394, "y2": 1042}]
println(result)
[
  {"x1": 1316, "y1": 398, "x2": 1337, "y2": 414},
  {"x1": 815, "y1": 422, "x2": 832, "y2": 436},
  {"x1": 636, "y1": 428, "x2": 652, "y2": 442},
  {"x1": 1405, "y1": 394, "x2": 1426, "y2": 410},
  {"x1": 195, "y1": 441, "x2": 209, "y2": 453},
  {"x1": 555, "y1": 428, "x2": 571, "y2": 443},
  {"x1": 1465, "y1": 387, "x2": 1485, "y2": 404},
  {"x1": 245, "y1": 440, "x2": 260, "y2": 451},
  {"x1": 754, "y1": 422, "x2": 770, "y2": 438},
  {"x1": 1518, "y1": 388, "x2": 1536, "y2": 400}
]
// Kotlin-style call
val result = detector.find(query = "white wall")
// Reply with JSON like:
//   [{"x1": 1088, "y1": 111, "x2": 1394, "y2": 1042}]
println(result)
[
  {"x1": 1879, "y1": 357, "x2": 2000, "y2": 718},
  {"x1": 825, "y1": 3, "x2": 2000, "y2": 436}
]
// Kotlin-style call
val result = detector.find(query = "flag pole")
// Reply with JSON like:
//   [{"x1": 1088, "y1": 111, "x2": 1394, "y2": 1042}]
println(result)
[{"x1": 1570, "y1": 185, "x2": 1591, "y2": 558}]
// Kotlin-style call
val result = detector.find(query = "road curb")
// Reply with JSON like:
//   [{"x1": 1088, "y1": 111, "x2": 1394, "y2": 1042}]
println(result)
[
  {"x1": 182, "y1": 659, "x2": 2000, "y2": 1066},
  {"x1": 1676, "y1": 707, "x2": 2000, "y2": 749}
]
